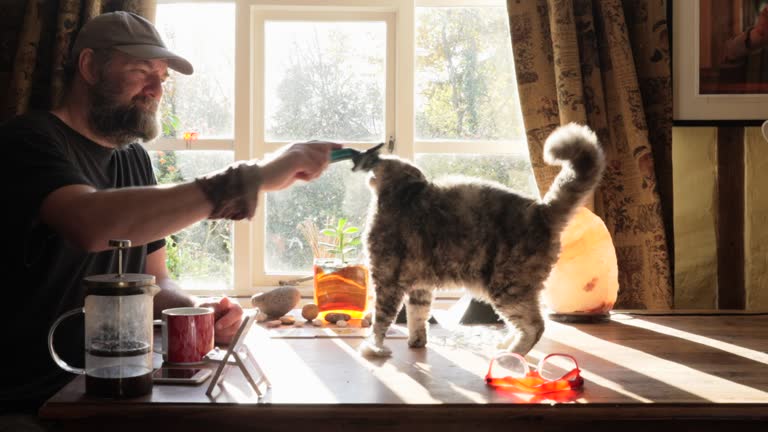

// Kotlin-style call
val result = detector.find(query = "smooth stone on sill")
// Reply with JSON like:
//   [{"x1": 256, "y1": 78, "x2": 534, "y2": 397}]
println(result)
[
  {"x1": 250, "y1": 286, "x2": 301, "y2": 318},
  {"x1": 302, "y1": 303, "x2": 319, "y2": 321},
  {"x1": 265, "y1": 320, "x2": 282, "y2": 328},
  {"x1": 324, "y1": 313, "x2": 351, "y2": 323}
]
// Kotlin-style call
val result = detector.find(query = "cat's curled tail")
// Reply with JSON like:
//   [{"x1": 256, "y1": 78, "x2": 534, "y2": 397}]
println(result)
[{"x1": 540, "y1": 123, "x2": 605, "y2": 230}]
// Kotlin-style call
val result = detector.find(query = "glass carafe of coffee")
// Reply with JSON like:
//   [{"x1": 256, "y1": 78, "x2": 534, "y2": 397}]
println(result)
[{"x1": 48, "y1": 239, "x2": 160, "y2": 398}]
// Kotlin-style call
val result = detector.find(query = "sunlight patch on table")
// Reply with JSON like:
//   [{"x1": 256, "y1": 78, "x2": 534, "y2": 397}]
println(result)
[
  {"x1": 613, "y1": 316, "x2": 768, "y2": 365},
  {"x1": 328, "y1": 337, "x2": 441, "y2": 404},
  {"x1": 546, "y1": 321, "x2": 768, "y2": 402},
  {"x1": 258, "y1": 338, "x2": 338, "y2": 403}
]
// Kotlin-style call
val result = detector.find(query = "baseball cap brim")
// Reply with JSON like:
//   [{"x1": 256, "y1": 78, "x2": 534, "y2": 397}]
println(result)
[{"x1": 114, "y1": 44, "x2": 194, "y2": 75}]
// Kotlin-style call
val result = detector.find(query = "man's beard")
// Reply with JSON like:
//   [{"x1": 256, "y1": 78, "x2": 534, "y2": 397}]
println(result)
[{"x1": 88, "y1": 76, "x2": 160, "y2": 148}]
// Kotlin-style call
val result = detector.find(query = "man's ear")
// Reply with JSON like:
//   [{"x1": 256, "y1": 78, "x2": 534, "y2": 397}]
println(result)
[{"x1": 77, "y1": 48, "x2": 100, "y2": 85}]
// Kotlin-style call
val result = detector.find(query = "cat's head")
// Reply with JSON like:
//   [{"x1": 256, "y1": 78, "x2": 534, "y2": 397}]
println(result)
[{"x1": 365, "y1": 155, "x2": 426, "y2": 195}]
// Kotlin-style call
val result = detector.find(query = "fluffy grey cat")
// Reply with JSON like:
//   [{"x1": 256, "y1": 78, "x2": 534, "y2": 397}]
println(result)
[{"x1": 357, "y1": 123, "x2": 605, "y2": 357}]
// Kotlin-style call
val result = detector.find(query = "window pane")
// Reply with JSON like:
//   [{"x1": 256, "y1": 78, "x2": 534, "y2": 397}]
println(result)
[
  {"x1": 156, "y1": 3, "x2": 235, "y2": 139},
  {"x1": 415, "y1": 154, "x2": 539, "y2": 199},
  {"x1": 150, "y1": 150, "x2": 235, "y2": 290},
  {"x1": 265, "y1": 163, "x2": 372, "y2": 274},
  {"x1": 415, "y1": 7, "x2": 523, "y2": 141},
  {"x1": 264, "y1": 21, "x2": 387, "y2": 143}
]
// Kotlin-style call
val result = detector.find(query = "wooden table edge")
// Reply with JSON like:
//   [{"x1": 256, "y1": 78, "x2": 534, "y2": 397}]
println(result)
[{"x1": 40, "y1": 401, "x2": 768, "y2": 421}]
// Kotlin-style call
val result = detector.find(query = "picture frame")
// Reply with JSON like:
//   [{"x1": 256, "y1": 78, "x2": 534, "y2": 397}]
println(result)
[{"x1": 673, "y1": 0, "x2": 768, "y2": 125}]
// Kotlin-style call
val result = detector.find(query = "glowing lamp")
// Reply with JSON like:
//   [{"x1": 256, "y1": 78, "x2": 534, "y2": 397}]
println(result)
[{"x1": 542, "y1": 207, "x2": 619, "y2": 316}]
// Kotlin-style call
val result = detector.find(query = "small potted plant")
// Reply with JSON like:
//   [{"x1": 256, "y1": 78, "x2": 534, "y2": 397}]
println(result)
[{"x1": 309, "y1": 218, "x2": 370, "y2": 320}]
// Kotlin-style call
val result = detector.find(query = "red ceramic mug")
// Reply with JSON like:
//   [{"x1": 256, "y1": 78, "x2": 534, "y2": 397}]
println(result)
[{"x1": 159, "y1": 307, "x2": 215, "y2": 365}]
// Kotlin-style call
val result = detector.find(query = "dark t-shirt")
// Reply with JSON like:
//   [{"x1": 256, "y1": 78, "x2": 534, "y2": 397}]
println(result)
[{"x1": 1, "y1": 111, "x2": 165, "y2": 409}]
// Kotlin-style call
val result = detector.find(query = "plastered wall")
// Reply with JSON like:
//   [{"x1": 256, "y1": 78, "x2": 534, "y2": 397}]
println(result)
[
  {"x1": 673, "y1": 127, "x2": 768, "y2": 310},
  {"x1": 745, "y1": 128, "x2": 768, "y2": 309}
]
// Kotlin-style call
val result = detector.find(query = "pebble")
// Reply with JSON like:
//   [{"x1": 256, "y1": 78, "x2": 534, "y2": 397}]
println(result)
[
  {"x1": 312, "y1": 319, "x2": 323, "y2": 327},
  {"x1": 324, "y1": 313, "x2": 351, "y2": 323},
  {"x1": 301, "y1": 303, "x2": 319, "y2": 321},
  {"x1": 279, "y1": 316, "x2": 296, "y2": 325},
  {"x1": 250, "y1": 286, "x2": 301, "y2": 318},
  {"x1": 255, "y1": 312, "x2": 269, "y2": 323},
  {"x1": 336, "y1": 319, "x2": 348, "y2": 327},
  {"x1": 361, "y1": 319, "x2": 371, "y2": 327},
  {"x1": 293, "y1": 321, "x2": 304, "y2": 328},
  {"x1": 265, "y1": 320, "x2": 282, "y2": 328}
]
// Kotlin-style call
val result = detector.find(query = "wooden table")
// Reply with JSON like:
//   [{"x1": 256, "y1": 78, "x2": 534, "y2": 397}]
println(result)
[{"x1": 40, "y1": 311, "x2": 768, "y2": 431}]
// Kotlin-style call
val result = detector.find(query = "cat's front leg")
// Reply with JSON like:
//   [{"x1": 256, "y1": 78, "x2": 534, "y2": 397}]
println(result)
[
  {"x1": 492, "y1": 296, "x2": 545, "y2": 356},
  {"x1": 361, "y1": 282, "x2": 406, "y2": 358}
]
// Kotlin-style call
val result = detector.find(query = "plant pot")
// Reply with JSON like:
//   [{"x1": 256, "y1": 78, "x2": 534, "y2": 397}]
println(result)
[{"x1": 313, "y1": 258, "x2": 370, "y2": 320}]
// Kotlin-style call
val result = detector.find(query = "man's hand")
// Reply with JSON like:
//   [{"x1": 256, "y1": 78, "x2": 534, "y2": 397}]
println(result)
[
  {"x1": 259, "y1": 141, "x2": 342, "y2": 191},
  {"x1": 197, "y1": 296, "x2": 244, "y2": 344}
]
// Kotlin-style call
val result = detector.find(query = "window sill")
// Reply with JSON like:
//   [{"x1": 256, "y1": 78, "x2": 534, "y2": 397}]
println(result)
[{"x1": 218, "y1": 287, "x2": 465, "y2": 310}]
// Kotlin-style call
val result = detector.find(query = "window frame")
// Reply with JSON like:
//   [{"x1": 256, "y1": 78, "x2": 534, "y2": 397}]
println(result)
[{"x1": 155, "y1": 0, "x2": 521, "y2": 297}]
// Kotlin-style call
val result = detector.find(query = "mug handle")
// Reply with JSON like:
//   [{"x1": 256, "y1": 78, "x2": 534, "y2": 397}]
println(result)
[
  {"x1": 47, "y1": 308, "x2": 85, "y2": 375},
  {"x1": 152, "y1": 319, "x2": 166, "y2": 357}
]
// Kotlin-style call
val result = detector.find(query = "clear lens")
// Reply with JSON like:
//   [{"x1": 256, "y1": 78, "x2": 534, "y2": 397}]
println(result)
[
  {"x1": 539, "y1": 354, "x2": 578, "y2": 381},
  {"x1": 492, "y1": 353, "x2": 528, "y2": 378}
]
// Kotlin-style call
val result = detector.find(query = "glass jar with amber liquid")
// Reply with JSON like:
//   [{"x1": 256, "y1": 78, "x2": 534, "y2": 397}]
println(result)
[{"x1": 313, "y1": 258, "x2": 369, "y2": 319}]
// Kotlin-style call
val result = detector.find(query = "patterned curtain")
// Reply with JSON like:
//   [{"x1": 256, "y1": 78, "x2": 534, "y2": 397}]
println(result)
[
  {"x1": 507, "y1": 0, "x2": 673, "y2": 309},
  {"x1": 1, "y1": 0, "x2": 157, "y2": 121}
]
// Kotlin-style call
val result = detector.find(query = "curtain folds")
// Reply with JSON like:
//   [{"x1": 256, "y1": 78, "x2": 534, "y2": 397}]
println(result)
[
  {"x1": 2, "y1": 0, "x2": 157, "y2": 121},
  {"x1": 507, "y1": 0, "x2": 674, "y2": 309}
]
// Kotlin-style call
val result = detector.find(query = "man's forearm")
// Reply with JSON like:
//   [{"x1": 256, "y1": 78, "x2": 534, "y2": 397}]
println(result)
[
  {"x1": 54, "y1": 182, "x2": 213, "y2": 252},
  {"x1": 153, "y1": 276, "x2": 196, "y2": 318}
]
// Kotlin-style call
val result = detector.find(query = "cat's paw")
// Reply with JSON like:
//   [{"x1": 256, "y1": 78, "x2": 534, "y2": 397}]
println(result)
[
  {"x1": 408, "y1": 333, "x2": 427, "y2": 348},
  {"x1": 359, "y1": 339, "x2": 393, "y2": 358}
]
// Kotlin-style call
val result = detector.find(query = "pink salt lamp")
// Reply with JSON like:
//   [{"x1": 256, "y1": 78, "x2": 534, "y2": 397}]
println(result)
[{"x1": 542, "y1": 207, "x2": 619, "y2": 317}]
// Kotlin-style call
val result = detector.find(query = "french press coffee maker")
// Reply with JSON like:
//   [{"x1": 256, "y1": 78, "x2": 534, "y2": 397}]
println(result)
[{"x1": 48, "y1": 239, "x2": 160, "y2": 398}]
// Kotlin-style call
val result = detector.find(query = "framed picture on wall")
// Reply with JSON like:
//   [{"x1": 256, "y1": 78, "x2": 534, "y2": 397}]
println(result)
[{"x1": 673, "y1": 0, "x2": 768, "y2": 124}]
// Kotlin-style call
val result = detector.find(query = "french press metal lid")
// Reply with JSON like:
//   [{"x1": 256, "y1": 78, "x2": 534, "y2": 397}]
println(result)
[{"x1": 83, "y1": 239, "x2": 156, "y2": 296}]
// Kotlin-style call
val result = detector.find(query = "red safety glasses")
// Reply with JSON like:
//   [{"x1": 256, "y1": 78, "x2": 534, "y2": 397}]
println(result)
[{"x1": 485, "y1": 352, "x2": 583, "y2": 394}]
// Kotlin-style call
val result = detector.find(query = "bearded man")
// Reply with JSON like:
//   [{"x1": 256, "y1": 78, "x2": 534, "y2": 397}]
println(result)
[{"x1": 1, "y1": 11, "x2": 339, "y2": 416}]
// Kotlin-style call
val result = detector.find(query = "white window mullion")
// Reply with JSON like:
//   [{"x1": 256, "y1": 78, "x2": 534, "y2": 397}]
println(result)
[
  {"x1": 395, "y1": 0, "x2": 414, "y2": 159},
  {"x1": 248, "y1": 4, "x2": 270, "y2": 292},
  {"x1": 145, "y1": 138, "x2": 235, "y2": 152}
]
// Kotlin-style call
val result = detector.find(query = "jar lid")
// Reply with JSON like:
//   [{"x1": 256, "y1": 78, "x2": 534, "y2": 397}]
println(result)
[{"x1": 84, "y1": 273, "x2": 157, "y2": 296}]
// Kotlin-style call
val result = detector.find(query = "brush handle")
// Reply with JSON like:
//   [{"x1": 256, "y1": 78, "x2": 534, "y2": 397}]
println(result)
[{"x1": 329, "y1": 148, "x2": 360, "y2": 162}]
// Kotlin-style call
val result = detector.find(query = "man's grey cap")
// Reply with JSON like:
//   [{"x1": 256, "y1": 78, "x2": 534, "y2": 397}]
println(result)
[{"x1": 71, "y1": 11, "x2": 193, "y2": 75}]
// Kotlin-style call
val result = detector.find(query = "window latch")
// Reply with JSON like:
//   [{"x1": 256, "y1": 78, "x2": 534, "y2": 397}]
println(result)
[{"x1": 387, "y1": 135, "x2": 396, "y2": 153}]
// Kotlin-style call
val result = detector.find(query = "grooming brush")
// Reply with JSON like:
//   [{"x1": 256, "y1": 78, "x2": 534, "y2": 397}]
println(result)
[{"x1": 329, "y1": 142, "x2": 385, "y2": 171}]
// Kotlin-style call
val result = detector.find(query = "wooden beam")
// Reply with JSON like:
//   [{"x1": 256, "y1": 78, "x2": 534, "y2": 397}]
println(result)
[{"x1": 716, "y1": 127, "x2": 745, "y2": 309}]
